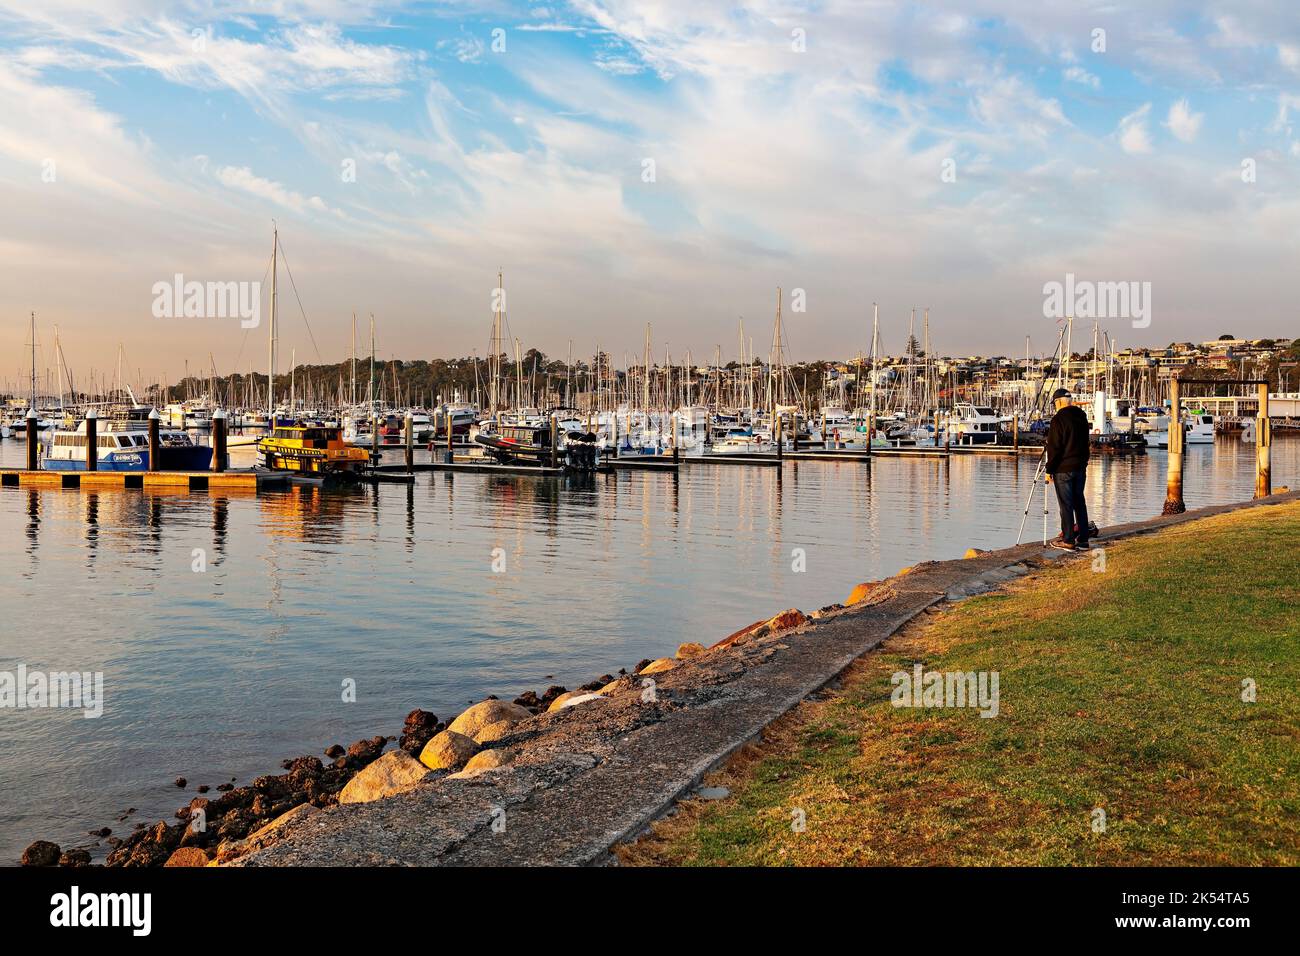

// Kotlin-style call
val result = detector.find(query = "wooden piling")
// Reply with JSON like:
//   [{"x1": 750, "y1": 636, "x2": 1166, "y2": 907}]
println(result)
[
  {"x1": 404, "y1": 411, "x2": 414, "y2": 473},
  {"x1": 85, "y1": 408, "x2": 98, "y2": 472},
  {"x1": 550, "y1": 413, "x2": 558, "y2": 468},
  {"x1": 25, "y1": 409, "x2": 38, "y2": 470},
  {"x1": 148, "y1": 408, "x2": 160, "y2": 472},
  {"x1": 776, "y1": 414, "x2": 784, "y2": 462},
  {"x1": 1256, "y1": 383, "x2": 1271, "y2": 498},
  {"x1": 211, "y1": 409, "x2": 227, "y2": 472},
  {"x1": 1162, "y1": 377, "x2": 1185, "y2": 514},
  {"x1": 1012, "y1": 414, "x2": 1019, "y2": 450}
]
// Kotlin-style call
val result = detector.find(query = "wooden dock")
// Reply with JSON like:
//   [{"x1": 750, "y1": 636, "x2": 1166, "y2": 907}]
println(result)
[{"x1": 0, "y1": 469, "x2": 289, "y2": 491}]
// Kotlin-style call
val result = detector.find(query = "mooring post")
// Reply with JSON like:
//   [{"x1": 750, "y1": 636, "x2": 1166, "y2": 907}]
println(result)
[
  {"x1": 612, "y1": 413, "x2": 619, "y2": 458},
  {"x1": 1256, "y1": 383, "x2": 1271, "y2": 498},
  {"x1": 776, "y1": 413, "x2": 784, "y2": 462},
  {"x1": 404, "y1": 411, "x2": 414, "y2": 473},
  {"x1": 445, "y1": 409, "x2": 454, "y2": 463},
  {"x1": 212, "y1": 409, "x2": 227, "y2": 472},
  {"x1": 26, "y1": 409, "x2": 38, "y2": 470},
  {"x1": 370, "y1": 411, "x2": 379, "y2": 466},
  {"x1": 148, "y1": 408, "x2": 160, "y2": 473},
  {"x1": 85, "y1": 408, "x2": 98, "y2": 472},
  {"x1": 550, "y1": 413, "x2": 558, "y2": 468},
  {"x1": 671, "y1": 413, "x2": 680, "y2": 465},
  {"x1": 945, "y1": 412, "x2": 951, "y2": 451},
  {"x1": 822, "y1": 411, "x2": 828, "y2": 449},
  {"x1": 1162, "y1": 377, "x2": 1185, "y2": 514},
  {"x1": 935, "y1": 410, "x2": 942, "y2": 448},
  {"x1": 1013, "y1": 413, "x2": 1019, "y2": 450}
]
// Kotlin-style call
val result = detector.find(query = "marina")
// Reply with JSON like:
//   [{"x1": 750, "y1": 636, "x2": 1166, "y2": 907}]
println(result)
[{"x1": 1, "y1": 431, "x2": 1294, "y2": 865}]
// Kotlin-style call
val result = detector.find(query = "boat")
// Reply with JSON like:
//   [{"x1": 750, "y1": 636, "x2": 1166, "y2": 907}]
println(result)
[
  {"x1": 949, "y1": 403, "x2": 1001, "y2": 445},
  {"x1": 256, "y1": 423, "x2": 370, "y2": 479},
  {"x1": 1136, "y1": 411, "x2": 1215, "y2": 449},
  {"x1": 42, "y1": 407, "x2": 212, "y2": 471},
  {"x1": 475, "y1": 422, "x2": 599, "y2": 470}
]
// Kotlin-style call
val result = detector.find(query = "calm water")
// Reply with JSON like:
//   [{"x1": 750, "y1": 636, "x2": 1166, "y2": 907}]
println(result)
[{"x1": 1, "y1": 436, "x2": 1295, "y2": 862}]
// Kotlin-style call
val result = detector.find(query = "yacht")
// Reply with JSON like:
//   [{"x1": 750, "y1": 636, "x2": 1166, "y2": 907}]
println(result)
[{"x1": 950, "y1": 403, "x2": 1001, "y2": 445}]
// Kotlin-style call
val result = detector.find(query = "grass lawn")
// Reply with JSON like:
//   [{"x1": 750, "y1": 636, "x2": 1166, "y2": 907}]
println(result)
[{"x1": 618, "y1": 501, "x2": 1300, "y2": 866}]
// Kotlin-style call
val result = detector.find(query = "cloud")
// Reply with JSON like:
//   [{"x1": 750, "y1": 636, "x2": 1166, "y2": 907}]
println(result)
[
  {"x1": 1164, "y1": 98, "x2": 1203, "y2": 142},
  {"x1": 215, "y1": 165, "x2": 333, "y2": 215},
  {"x1": 1117, "y1": 102, "x2": 1153, "y2": 154},
  {"x1": 1062, "y1": 65, "x2": 1099, "y2": 89}
]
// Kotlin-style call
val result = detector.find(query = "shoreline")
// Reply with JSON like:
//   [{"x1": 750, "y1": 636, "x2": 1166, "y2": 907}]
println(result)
[{"x1": 19, "y1": 486, "x2": 1298, "y2": 868}]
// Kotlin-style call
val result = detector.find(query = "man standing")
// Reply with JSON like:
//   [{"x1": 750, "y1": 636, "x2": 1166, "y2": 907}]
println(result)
[{"x1": 1044, "y1": 387, "x2": 1091, "y2": 550}]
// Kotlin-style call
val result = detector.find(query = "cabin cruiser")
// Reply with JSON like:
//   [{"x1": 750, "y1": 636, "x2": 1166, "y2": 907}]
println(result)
[
  {"x1": 43, "y1": 408, "x2": 212, "y2": 471},
  {"x1": 1136, "y1": 411, "x2": 1215, "y2": 448},
  {"x1": 949, "y1": 403, "x2": 1001, "y2": 445}
]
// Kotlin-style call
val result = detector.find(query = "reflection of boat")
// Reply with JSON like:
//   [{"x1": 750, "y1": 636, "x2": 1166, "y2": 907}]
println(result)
[
  {"x1": 257, "y1": 424, "x2": 370, "y2": 479},
  {"x1": 43, "y1": 408, "x2": 211, "y2": 471}
]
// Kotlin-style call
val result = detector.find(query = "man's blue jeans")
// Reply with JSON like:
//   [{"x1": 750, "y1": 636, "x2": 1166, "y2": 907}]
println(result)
[{"x1": 1052, "y1": 470, "x2": 1089, "y2": 544}]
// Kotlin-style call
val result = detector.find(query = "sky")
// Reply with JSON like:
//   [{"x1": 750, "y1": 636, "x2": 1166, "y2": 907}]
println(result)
[{"x1": 1, "y1": 1, "x2": 1298, "y2": 389}]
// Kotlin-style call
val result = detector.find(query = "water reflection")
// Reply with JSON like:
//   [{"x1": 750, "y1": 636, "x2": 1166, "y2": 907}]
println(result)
[{"x1": 0, "y1": 436, "x2": 1294, "y2": 863}]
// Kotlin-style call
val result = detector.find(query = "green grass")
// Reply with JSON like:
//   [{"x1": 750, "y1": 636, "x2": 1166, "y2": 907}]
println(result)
[{"x1": 619, "y1": 502, "x2": 1300, "y2": 866}]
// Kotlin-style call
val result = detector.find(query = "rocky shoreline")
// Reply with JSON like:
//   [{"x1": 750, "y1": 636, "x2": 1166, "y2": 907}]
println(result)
[{"x1": 18, "y1": 632, "x2": 779, "y2": 867}]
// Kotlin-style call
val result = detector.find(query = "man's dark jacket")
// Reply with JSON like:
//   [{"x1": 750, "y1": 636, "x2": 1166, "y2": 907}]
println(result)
[{"x1": 1045, "y1": 405, "x2": 1090, "y2": 474}]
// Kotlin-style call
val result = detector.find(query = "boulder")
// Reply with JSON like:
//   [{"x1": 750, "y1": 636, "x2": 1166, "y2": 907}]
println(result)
[
  {"x1": 447, "y1": 699, "x2": 532, "y2": 741},
  {"x1": 21, "y1": 840, "x2": 61, "y2": 867},
  {"x1": 846, "y1": 581, "x2": 887, "y2": 606},
  {"x1": 547, "y1": 691, "x2": 606, "y2": 713},
  {"x1": 338, "y1": 750, "x2": 433, "y2": 805},
  {"x1": 456, "y1": 747, "x2": 516, "y2": 775},
  {"x1": 474, "y1": 720, "x2": 516, "y2": 744},
  {"x1": 164, "y1": 847, "x2": 210, "y2": 867},
  {"x1": 639, "y1": 658, "x2": 677, "y2": 675},
  {"x1": 963, "y1": 548, "x2": 989, "y2": 559},
  {"x1": 712, "y1": 608, "x2": 810, "y2": 649},
  {"x1": 676, "y1": 642, "x2": 707, "y2": 659},
  {"x1": 245, "y1": 803, "x2": 316, "y2": 844},
  {"x1": 418, "y1": 730, "x2": 480, "y2": 771},
  {"x1": 399, "y1": 709, "x2": 439, "y2": 756},
  {"x1": 59, "y1": 848, "x2": 91, "y2": 867}
]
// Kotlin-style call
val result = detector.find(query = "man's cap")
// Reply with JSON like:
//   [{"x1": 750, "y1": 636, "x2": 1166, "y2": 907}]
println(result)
[{"x1": 1051, "y1": 388, "x2": 1072, "y2": 401}]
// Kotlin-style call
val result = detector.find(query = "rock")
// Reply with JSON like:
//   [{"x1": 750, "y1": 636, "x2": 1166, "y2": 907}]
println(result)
[
  {"x1": 847, "y1": 581, "x2": 886, "y2": 605},
  {"x1": 964, "y1": 547, "x2": 989, "y2": 559},
  {"x1": 447, "y1": 699, "x2": 531, "y2": 741},
  {"x1": 547, "y1": 691, "x2": 606, "y2": 712},
  {"x1": 59, "y1": 848, "x2": 91, "y2": 867},
  {"x1": 474, "y1": 720, "x2": 517, "y2": 744},
  {"x1": 21, "y1": 841, "x2": 61, "y2": 867},
  {"x1": 455, "y1": 747, "x2": 516, "y2": 776},
  {"x1": 91, "y1": 827, "x2": 112, "y2": 838},
  {"x1": 634, "y1": 659, "x2": 652, "y2": 673},
  {"x1": 196, "y1": 785, "x2": 209, "y2": 794},
  {"x1": 164, "y1": 847, "x2": 210, "y2": 867},
  {"x1": 418, "y1": 730, "x2": 479, "y2": 771},
  {"x1": 513, "y1": 690, "x2": 541, "y2": 709},
  {"x1": 697, "y1": 786, "x2": 730, "y2": 800},
  {"x1": 810, "y1": 604, "x2": 844, "y2": 619},
  {"x1": 344, "y1": 736, "x2": 386, "y2": 767},
  {"x1": 174, "y1": 776, "x2": 187, "y2": 788},
  {"x1": 399, "y1": 709, "x2": 439, "y2": 756},
  {"x1": 713, "y1": 608, "x2": 810, "y2": 649},
  {"x1": 598, "y1": 676, "x2": 630, "y2": 695},
  {"x1": 216, "y1": 783, "x2": 234, "y2": 792},
  {"x1": 324, "y1": 744, "x2": 345, "y2": 758},
  {"x1": 247, "y1": 803, "x2": 316, "y2": 843},
  {"x1": 539, "y1": 685, "x2": 568, "y2": 707},
  {"x1": 676, "y1": 642, "x2": 707, "y2": 659},
  {"x1": 338, "y1": 750, "x2": 433, "y2": 805},
  {"x1": 639, "y1": 658, "x2": 677, "y2": 675}
]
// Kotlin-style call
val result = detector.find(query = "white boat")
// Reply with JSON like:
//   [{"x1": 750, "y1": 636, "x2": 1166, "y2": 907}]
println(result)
[
  {"x1": 1137, "y1": 411, "x2": 1215, "y2": 448},
  {"x1": 950, "y1": 403, "x2": 1001, "y2": 445}
]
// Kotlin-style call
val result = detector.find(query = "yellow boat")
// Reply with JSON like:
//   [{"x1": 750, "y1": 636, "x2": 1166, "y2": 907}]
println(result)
[{"x1": 256, "y1": 424, "x2": 370, "y2": 479}]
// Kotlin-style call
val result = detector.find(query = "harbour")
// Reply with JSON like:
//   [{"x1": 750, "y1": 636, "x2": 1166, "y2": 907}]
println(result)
[{"x1": 1, "y1": 430, "x2": 1294, "y2": 865}]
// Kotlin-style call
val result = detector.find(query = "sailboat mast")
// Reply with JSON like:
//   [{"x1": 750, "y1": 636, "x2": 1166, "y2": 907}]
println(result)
[{"x1": 268, "y1": 224, "x2": 278, "y2": 418}]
